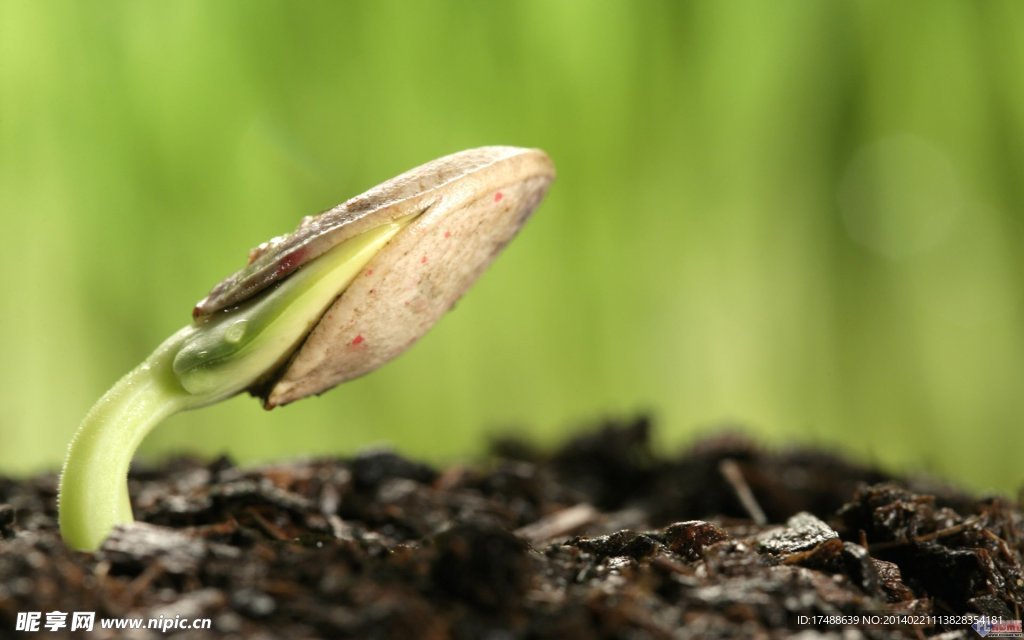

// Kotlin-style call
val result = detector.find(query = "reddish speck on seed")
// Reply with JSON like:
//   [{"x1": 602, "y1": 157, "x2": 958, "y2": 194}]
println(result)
[
  {"x1": 365, "y1": 268, "x2": 374, "y2": 276},
  {"x1": 444, "y1": 231, "x2": 451, "y2": 239},
  {"x1": 421, "y1": 256, "x2": 428, "y2": 264},
  {"x1": 494, "y1": 192, "x2": 504, "y2": 202},
  {"x1": 351, "y1": 335, "x2": 364, "y2": 346},
  {"x1": 270, "y1": 248, "x2": 306, "y2": 279}
]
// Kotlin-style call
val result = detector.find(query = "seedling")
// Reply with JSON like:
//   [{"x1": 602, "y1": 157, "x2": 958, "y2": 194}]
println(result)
[{"x1": 59, "y1": 147, "x2": 555, "y2": 551}]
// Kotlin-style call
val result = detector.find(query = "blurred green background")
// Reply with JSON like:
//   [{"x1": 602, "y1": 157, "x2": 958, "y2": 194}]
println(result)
[{"x1": 1, "y1": 1, "x2": 1021, "y2": 492}]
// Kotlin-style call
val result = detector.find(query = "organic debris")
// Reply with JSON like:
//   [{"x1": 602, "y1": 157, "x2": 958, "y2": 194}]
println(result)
[{"x1": 1, "y1": 418, "x2": 1021, "y2": 638}]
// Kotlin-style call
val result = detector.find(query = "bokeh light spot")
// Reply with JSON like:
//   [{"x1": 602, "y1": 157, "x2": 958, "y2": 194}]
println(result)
[{"x1": 838, "y1": 135, "x2": 963, "y2": 259}]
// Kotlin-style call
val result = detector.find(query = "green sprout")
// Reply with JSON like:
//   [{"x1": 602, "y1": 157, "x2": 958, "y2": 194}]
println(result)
[{"x1": 59, "y1": 147, "x2": 555, "y2": 551}]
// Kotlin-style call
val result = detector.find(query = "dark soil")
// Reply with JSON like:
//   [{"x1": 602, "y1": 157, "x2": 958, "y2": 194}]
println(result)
[{"x1": 1, "y1": 417, "x2": 1022, "y2": 639}]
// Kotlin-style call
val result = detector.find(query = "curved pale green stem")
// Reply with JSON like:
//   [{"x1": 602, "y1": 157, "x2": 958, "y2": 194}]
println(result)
[
  {"x1": 59, "y1": 217, "x2": 413, "y2": 551},
  {"x1": 58, "y1": 328, "x2": 202, "y2": 552}
]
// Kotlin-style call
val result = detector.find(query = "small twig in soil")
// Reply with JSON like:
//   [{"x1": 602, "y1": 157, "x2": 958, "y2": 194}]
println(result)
[
  {"x1": 980, "y1": 528, "x2": 1017, "y2": 563},
  {"x1": 515, "y1": 503, "x2": 599, "y2": 543},
  {"x1": 718, "y1": 459, "x2": 767, "y2": 525},
  {"x1": 124, "y1": 563, "x2": 165, "y2": 606},
  {"x1": 867, "y1": 516, "x2": 982, "y2": 552},
  {"x1": 246, "y1": 508, "x2": 291, "y2": 541}
]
